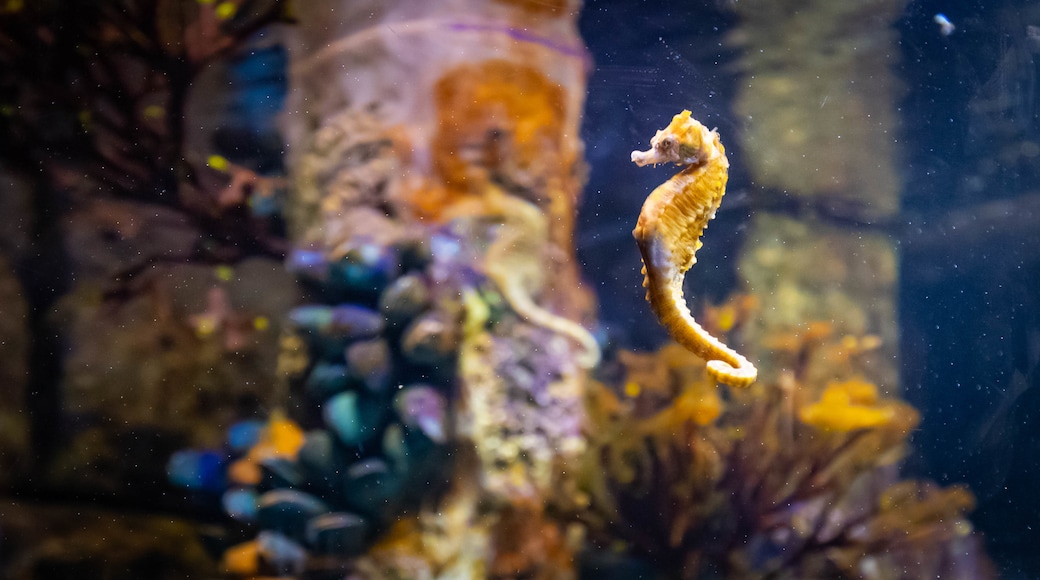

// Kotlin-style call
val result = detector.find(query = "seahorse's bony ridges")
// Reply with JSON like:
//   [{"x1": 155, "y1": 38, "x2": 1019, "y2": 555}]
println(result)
[{"x1": 631, "y1": 111, "x2": 757, "y2": 388}]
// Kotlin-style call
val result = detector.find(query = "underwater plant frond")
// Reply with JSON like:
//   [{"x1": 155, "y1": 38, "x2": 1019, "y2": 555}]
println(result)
[
  {"x1": 631, "y1": 110, "x2": 756, "y2": 387},
  {"x1": 576, "y1": 324, "x2": 987, "y2": 578}
]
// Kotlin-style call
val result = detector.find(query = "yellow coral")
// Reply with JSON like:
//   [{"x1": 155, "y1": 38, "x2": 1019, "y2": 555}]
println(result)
[
  {"x1": 798, "y1": 378, "x2": 897, "y2": 432},
  {"x1": 636, "y1": 380, "x2": 723, "y2": 433},
  {"x1": 616, "y1": 343, "x2": 725, "y2": 426}
]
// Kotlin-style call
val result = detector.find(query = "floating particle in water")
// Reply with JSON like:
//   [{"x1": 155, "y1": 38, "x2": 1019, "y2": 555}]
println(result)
[{"x1": 934, "y1": 14, "x2": 955, "y2": 36}]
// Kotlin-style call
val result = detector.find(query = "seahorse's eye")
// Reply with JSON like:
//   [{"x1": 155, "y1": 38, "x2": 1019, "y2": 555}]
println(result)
[{"x1": 653, "y1": 138, "x2": 678, "y2": 160}]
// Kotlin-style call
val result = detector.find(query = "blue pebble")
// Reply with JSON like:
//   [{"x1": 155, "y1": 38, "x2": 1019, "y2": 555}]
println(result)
[
  {"x1": 346, "y1": 457, "x2": 389, "y2": 480},
  {"x1": 222, "y1": 488, "x2": 258, "y2": 521},
  {"x1": 289, "y1": 304, "x2": 383, "y2": 338},
  {"x1": 167, "y1": 449, "x2": 225, "y2": 492},
  {"x1": 382, "y1": 424, "x2": 409, "y2": 473},
  {"x1": 259, "y1": 456, "x2": 305, "y2": 489},
  {"x1": 395, "y1": 238, "x2": 433, "y2": 272},
  {"x1": 257, "y1": 531, "x2": 307, "y2": 576},
  {"x1": 226, "y1": 419, "x2": 264, "y2": 452},
  {"x1": 248, "y1": 192, "x2": 281, "y2": 217},
  {"x1": 285, "y1": 248, "x2": 328, "y2": 279},
  {"x1": 327, "y1": 305, "x2": 384, "y2": 337},
  {"x1": 296, "y1": 430, "x2": 337, "y2": 491},
  {"x1": 429, "y1": 233, "x2": 461, "y2": 260},
  {"x1": 346, "y1": 339, "x2": 391, "y2": 393},
  {"x1": 327, "y1": 245, "x2": 399, "y2": 296}
]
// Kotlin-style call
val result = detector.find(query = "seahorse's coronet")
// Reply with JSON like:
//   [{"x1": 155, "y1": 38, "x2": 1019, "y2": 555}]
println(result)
[{"x1": 632, "y1": 110, "x2": 757, "y2": 388}]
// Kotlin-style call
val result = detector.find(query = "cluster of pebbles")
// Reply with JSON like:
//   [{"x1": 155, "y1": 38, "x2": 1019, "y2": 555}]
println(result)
[{"x1": 169, "y1": 232, "x2": 475, "y2": 577}]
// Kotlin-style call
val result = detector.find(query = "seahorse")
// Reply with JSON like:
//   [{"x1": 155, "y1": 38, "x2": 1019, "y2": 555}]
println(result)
[{"x1": 631, "y1": 110, "x2": 757, "y2": 388}]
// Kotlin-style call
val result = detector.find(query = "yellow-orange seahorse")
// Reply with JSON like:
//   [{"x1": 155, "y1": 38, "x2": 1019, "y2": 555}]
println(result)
[{"x1": 631, "y1": 110, "x2": 757, "y2": 388}]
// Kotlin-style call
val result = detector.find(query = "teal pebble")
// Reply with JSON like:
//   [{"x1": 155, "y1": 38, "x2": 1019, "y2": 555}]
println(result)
[
  {"x1": 342, "y1": 458, "x2": 402, "y2": 521},
  {"x1": 306, "y1": 512, "x2": 369, "y2": 556},
  {"x1": 257, "y1": 488, "x2": 330, "y2": 541},
  {"x1": 259, "y1": 456, "x2": 304, "y2": 489},
  {"x1": 305, "y1": 363, "x2": 351, "y2": 400},
  {"x1": 323, "y1": 391, "x2": 384, "y2": 447},
  {"x1": 296, "y1": 430, "x2": 339, "y2": 494}
]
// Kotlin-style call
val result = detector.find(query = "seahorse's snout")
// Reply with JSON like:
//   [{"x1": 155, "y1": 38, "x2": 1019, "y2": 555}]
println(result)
[{"x1": 632, "y1": 134, "x2": 680, "y2": 167}]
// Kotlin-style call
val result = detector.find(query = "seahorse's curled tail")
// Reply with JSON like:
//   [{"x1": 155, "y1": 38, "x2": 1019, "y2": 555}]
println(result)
[{"x1": 631, "y1": 110, "x2": 757, "y2": 388}]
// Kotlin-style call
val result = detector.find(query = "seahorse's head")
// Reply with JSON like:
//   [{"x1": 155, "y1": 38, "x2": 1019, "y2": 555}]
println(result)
[{"x1": 631, "y1": 109, "x2": 721, "y2": 167}]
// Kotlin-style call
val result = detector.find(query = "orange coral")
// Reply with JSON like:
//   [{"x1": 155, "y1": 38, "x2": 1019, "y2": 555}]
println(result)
[
  {"x1": 416, "y1": 59, "x2": 594, "y2": 320},
  {"x1": 494, "y1": 0, "x2": 571, "y2": 16},
  {"x1": 421, "y1": 59, "x2": 567, "y2": 219}
]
